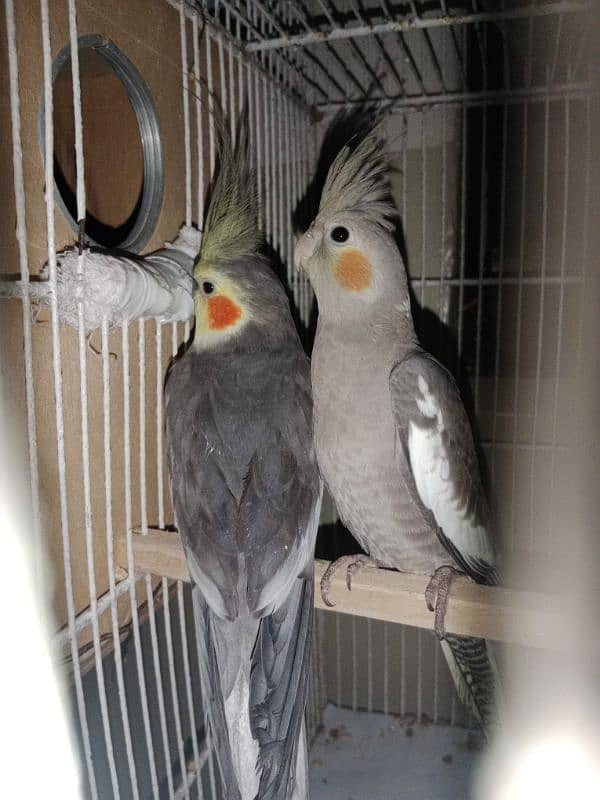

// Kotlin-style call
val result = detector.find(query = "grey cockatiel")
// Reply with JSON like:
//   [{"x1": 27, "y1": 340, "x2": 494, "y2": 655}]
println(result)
[
  {"x1": 294, "y1": 128, "x2": 499, "y2": 733},
  {"x1": 165, "y1": 122, "x2": 322, "y2": 799}
]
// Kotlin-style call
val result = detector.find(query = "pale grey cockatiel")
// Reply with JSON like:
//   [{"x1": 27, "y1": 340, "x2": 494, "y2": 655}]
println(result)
[
  {"x1": 165, "y1": 122, "x2": 322, "y2": 799},
  {"x1": 294, "y1": 128, "x2": 499, "y2": 732}
]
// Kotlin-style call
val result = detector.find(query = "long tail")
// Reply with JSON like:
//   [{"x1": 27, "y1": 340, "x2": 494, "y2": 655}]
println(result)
[
  {"x1": 192, "y1": 576, "x2": 313, "y2": 800},
  {"x1": 440, "y1": 634, "x2": 500, "y2": 735}
]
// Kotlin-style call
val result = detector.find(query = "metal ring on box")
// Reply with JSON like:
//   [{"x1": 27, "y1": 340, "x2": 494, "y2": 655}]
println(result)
[{"x1": 39, "y1": 34, "x2": 164, "y2": 253}]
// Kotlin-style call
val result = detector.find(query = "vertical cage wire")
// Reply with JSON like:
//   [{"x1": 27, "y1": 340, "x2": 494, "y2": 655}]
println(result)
[
  {"x1": 101, "y1": 312, "x2": 140, "y2": 800},
  {"x1": 139, "y1": 314, "x2": 177, "y2": 800},
  {"x1": 4, "y1": 0, "x2": 41, "y2": 575},
  {"x1": 508, "y1": 17, "x2": 533, "y2": 554},
  {"x1": 39, "y1": 1, "x2": 98, "y2": 796},
  {"x1": 122, "y1": 323, "x2": 161, "y2": 800}
]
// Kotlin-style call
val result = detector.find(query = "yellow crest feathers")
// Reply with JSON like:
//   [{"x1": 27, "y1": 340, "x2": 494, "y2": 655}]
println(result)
[{"x1": 194, "y1": 119, "x2": 262, "y2": 277}]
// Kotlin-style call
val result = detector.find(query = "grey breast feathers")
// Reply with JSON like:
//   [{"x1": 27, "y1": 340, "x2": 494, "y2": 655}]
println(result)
[{"x1": 165, "y1": 346, "x2": 321, "y2": 620}]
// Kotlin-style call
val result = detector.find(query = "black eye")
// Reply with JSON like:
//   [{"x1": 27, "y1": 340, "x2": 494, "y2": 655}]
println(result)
[
  {"x1": 330, "y1": 226, "x2": 349, "y2": 243},
  {"x1": 202, "y1": 281, "x2": 215, "y2": 295}
]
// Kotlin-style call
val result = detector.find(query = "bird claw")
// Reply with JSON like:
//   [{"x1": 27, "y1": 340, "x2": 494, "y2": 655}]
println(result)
[
  {"x1": 320, "y1": 555, "x2": 379, "y2": 607},
  {"x1": 424, "y1": 581, "x2": 437, "y2": 613},
  {"x1": 425, "y1": 566, "x2": 459, "y2": 640}
]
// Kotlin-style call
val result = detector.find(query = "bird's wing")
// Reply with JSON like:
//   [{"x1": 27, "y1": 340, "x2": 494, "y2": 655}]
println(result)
[
  {"x1": 239, "y1": 360, "x2": 322, "y2": 617},
  {"x1": 165, "y1": 353, "x2": 241, "y2": 620},
  {"x1": 389, "y1": 350, "x2": 498, "y2": 584}
]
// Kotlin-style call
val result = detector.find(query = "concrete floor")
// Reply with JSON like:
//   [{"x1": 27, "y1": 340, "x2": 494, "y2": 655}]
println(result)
[{"x1": 309, "y1": 705, "x2": 483, "y2": 800}]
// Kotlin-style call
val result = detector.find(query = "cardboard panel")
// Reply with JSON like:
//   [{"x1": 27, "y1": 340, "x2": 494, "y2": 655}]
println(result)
[{"x1": 0, "y1": 0, "x2": 210, "y2": 651}]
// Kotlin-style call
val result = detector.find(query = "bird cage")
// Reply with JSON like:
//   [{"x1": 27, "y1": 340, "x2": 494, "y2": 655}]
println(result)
[{"x1": 1, "y1": 1, "x2": 598, "y2": 799}]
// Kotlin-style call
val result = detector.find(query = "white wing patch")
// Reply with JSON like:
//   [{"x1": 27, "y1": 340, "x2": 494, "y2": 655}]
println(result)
[{"x1": 409, "y1": 376, "x2": 494, "y2": 566}]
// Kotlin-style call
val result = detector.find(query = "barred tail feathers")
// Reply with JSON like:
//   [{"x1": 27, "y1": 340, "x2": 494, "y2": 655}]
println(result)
[
  {"x1": 192, "y1": 586, "x2": 259, "y2": 800},
  {"x1": 440, "y1": 633, "x2": 500, "y2": 736}
]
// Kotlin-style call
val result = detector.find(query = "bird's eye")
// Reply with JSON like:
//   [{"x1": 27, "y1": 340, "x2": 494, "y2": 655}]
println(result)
[
  {"x1": 330, "y1": 226, "x2": 349, "y2": 244},
  {"x1": 202, "y1": 281, "x2": 215, "y2": 295}
]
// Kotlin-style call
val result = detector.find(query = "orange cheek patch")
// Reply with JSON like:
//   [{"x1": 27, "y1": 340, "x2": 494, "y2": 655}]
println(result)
[
  {"x1": 334, "y1": 249, "x2": 373, "y2": 292},
  {"x1": 207, "y1": 295, "x2": 243, "y2": 330}
]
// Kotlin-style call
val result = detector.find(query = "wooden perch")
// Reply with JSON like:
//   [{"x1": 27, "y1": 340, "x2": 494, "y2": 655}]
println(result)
[{"x1": 116, "y1": 529, "x2": 561, "y2": 649}]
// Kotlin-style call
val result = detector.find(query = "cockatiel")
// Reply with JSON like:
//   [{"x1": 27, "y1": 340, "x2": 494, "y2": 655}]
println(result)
[
  {"x1": 165, "y1": 122, "x2": 322, "y2": 800},
  {"x1": 294, "y1": 128, "x2": 499, "y2": 733}
]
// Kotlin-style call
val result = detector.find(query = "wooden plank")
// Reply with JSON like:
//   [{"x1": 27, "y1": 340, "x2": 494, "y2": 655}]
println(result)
[{"x1": 116, "y1": 529, "x2": 561, "y2": 649}]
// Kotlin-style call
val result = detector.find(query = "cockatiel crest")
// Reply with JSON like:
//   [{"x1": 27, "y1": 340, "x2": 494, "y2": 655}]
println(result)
[
  {"x1": 295, "y1": 126, "x2": 408, "y2": 321},
  {"x1": 317, "y1": 125, "x2": 396, "y2": 230},
  {"x1": 195, "y1": 125, "x2": 262, "y2": 274},
  {"x1": 191, "y1": 125, "x2": 285, "y2": 347}
]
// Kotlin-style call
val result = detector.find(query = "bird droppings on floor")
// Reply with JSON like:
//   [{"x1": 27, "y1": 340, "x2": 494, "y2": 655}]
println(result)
[{"x1": 309, "y1": 704, "x2": 482, "y2": 799}]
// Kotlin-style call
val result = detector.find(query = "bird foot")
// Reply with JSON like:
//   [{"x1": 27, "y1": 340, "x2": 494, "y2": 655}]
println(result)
[
  {"x1": 425, "y1": 566, "x2": 460, "y2": 640},
  {"x1": 320, "y1": 555, "x2": 379, "y2": 607}
]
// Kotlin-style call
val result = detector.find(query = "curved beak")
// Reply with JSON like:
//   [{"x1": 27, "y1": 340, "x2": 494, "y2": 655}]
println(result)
[{"x1": 293, "y1": 228, "x2": 318, "y2": 273}]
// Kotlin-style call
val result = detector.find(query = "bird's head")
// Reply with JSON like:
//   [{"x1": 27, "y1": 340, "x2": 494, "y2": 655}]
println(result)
[
  {"x1": 192, "y1": 264, "x2": 249, "y2": 345},
  {"x1": 191, "y1": 119, "x2": 294, "y2": 351},
  {"x1": 294, "y1": 127, "x2": 410, "y2": 326}
]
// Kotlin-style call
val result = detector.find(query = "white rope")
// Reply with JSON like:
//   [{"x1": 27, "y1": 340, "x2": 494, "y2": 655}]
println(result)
[
  {"x1": 36, "y1": 246, "x2": 196, "y2": 330},
  {"x1": 39, "y1": 2, "x2": 98, "y2": 797},
  {"x1": 180, "y1": 0, "x2": 192, "y2": 228},
  {"x1": 4, "y1": 0, "x2": 41, "y2": 573}
]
